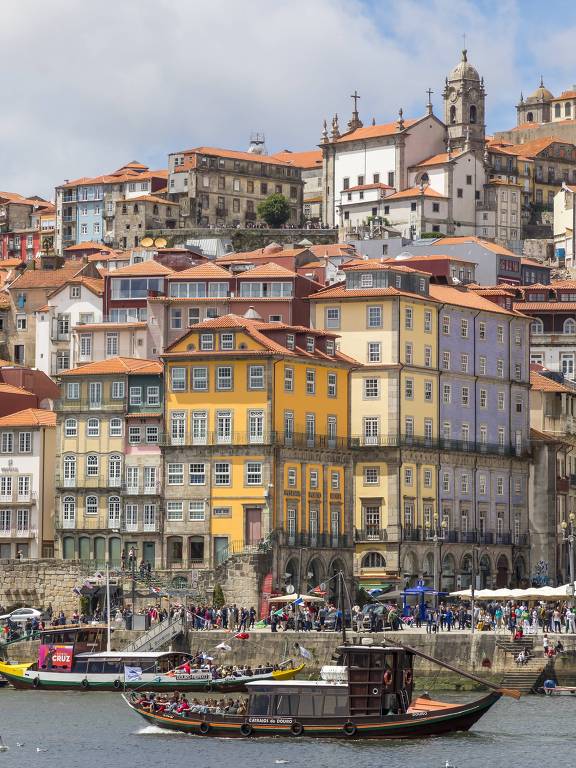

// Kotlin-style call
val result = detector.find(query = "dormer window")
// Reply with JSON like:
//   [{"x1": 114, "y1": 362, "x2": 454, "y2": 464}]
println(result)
[
  {"x1": 306, "y1": 336, "x2": 315, "y2": 353},
  {"x1": 419, "y1": 278, "x2": 426, "y2": 293},
  {"x1": 220, "y1": 332, "x2": 234, "y2": 350},
  {"x1": 360, "y1": 273, "x2": 373, "y2": 288},
  {"x1": 326, "y1": 339, "x2": 335, "y2": 356},
  {"x1": 200, "y1": 333, "x2": 214, "y2": 351},
  {"x1": 286, "y1": 334, "x2": 295, "y2": 350}
]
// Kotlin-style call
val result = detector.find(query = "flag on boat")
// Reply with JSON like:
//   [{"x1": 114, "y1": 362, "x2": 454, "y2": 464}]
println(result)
[
  {"x1": 294, "y1": 643, "x2": 313, "y2": 660},
  {"x1": 124, "y1": 666, "x2": 143, "y2": 682},
  {"x1": 215, "y1": 642, "x2": 232, "y2": 651},
  {"x1": 234, "y1": 632, "x2": 250, "y2": 640}
]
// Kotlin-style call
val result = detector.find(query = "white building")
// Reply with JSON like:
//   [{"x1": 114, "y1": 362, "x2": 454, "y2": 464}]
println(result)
[
  {"x1": 553, "y1": 183, "x2": 576, "y2": 268},
  {"x1": 35, "y1": 276, "x2": 104, "y2": 376},
  {"x1": 0, "y1": 408, "x2": 56, "y2": 560}
]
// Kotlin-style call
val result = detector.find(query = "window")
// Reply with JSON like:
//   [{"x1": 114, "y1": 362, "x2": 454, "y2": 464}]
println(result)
[
  {"x1": 457, "y1": 188, "x2": 463, "y2": 198},
  {"x1": 461, "y1": 474, "x2": 469, "y2": 494},
  {"x1": 192, "y1": 367, "x2": 208, "y2": 391},
  {"x1": 496, "y1": 359, "x2": 504, "y2": 377},
  {"x1": 405, "y1": 343, "x2": 413, "y2": 364},
  {"x1": 248, "y1": 365, "x2": 264, "y2": 390},
  {"x1": 461, "y1": 386, "x2": 469, "y2": 406},
  {"x1": 424, "y1": 310, "x2": 432, "y2": 332},
  {"x1": 0, "y1": 432, "x2": 13, "y2": 453},
  {"x1": 246, "y1": 462, "x2": 262, "y2": 485},
  {"x1": 479, "y1": 356, "x2": 487, "y2": 375},
  {"x1": 497, "y1": 391, "x2": 505, "y2": 411},
  {"x1": 189, "y1": 501, "x2": 205, "y2": 521},
  {"x1": 17, "y1": 476, "x2": 30, "y2": 500},
  {"x1": 364, "y1": 466, "x2": 379, "y2": 485},
  {"x1": 129, "y1": 387, "x2": 142, "y2": 406},
  {"x1": 86, "y1": 455, "x2": 99, "y2": 476},
  {"x1": 405, "y1": 416, "x2": 414, "y2": 438},
  {"x1": 284, "y1": 367, "x2": 294, "y2": 392},
  {"x1": 305, "y1": 413, "x2": 315, "y2": 444},
  {"x1": 16, "y1": 314, "x2": 27, "y2": 331},
  {"x1": 171, "y1": 367, "x2": 186, "y2": 391},
  {"x1": 405, "y1": 307, "x2": 413, "y2": 330},
  {"x1": 167, "y1": 501, "x2": 184, "y2": 521},
  {"x1": 498, "y1": 426, "x2": 506, "y2": 447},
  {"x1": 363, "y1": 416, "x2": 379, "y2": 444},
  {"x1": 67, "y1": 382, "x2": 80, "y2": 400},
  {"x1": 480, "y1": 389, "x2": 487, "y2": 408},
  {"x1": 404, "y1": 467, "x2": 413, "y2": 486},
  {"x1": 496, "y1": 477, "x2": 504, "y2": 496},
  {"x1": 480, "y1": 425, "x2": 487, "y2": 444},
  {"x1": 326, "y1": 307, "x2": 340, "y2": 329},
  {"x1": 460, "y1": 318, "x2": 469, "y2": 338},
  {"x1": 479, "y1": 475, "x2": 487, "y2": 495},
  {"x1": 442, "y1": 315, "x2": 450, "y2": 335},
  {"x1": 128, "y1": 426, "x2": 141, "y2": 444},
  {"x1": 405, "y1": 378, "x2": 414, "y2": 399},
  {"x1": 365, "y1": 378, "x2": 379, "y2": 399},
  {"x1": 478, "y1": 321, "x2": 486, "y2": 340},
  {"x1": 170, "y1": 308, "x2": 182, "y2": 330},
  {"x1": 249, "y1": 410, "x2": 264, "y2": 443},
  {"x1": 309, "y1": 469, "x2": 319, "y2": 489},
  {"x1": 109, "y1": 418, "x2": 123, "y2": 437},
  {"x1": 514, "y1": 327, "x2": 522, "y2": 345},
  {"x1": 191, "y1": 411, "x2": 207, "y2": 445},
  {"x1": 424, "y1": 469, "x2": 432, "y2": 488},
  {"x1": 216, "y1": 366, "x2": 233, "y2": 390},
  {"x1": 87, "y1": 419, "x2": 99, "y2": 438},
  {"x1": 328, "y1": 373, "x2": 337, "y2": 397},
  {"x1": 331, "y1": 471, "x2": 340, "y2": 490},
  {"x1": 189, "y1": 463, "x2": 206, "y2": 485},
  {"x1": 284, "y1": 411, "x2": 294, "y2": 442},
  {"x1": 442, "y1": 384, "x2": 451, "y2": 404},
  {"x1": 306, "y1": 336, "x2": 315, "y2": 353},
  {"x1": 367, "y1": 306, "x2": 382, "y2": 328},
  {"x1": 306, "y1": 369, "x2": 315, "y2": 394},
  {"x1": 460, "y1": 353, "x2": 469, "y2": 373},
  {"x1": 80, "y1": 334, "x2": 92, "y2": 358},
  {"x1": 200, "y1": 333, "x2": 214, "y2": 351},
  {"x1": 167, "y1": 463, "x2": 184, "y2": 485},
  {"x1": 214, "y1": 462, "x2": 231, "y2": 485},
  {"x1": 422, "y1": 380, "x2": 433, "y2": 402},
  {"x1": 216, "y1": 410, "x2": 232, "y2": 443},
  {"x1": 424, "y1": 346, "x2": 432, "y2": 368},
  {"x1": 220, "y1": 332, "x2": 234, "y2": 351},
  {"x1": 112, "y1": 381, "x2": 125, "y2": 400},
  {"x1": 146, "y1": 386, "x2": 160, "y2": 407},
  {"x1": 441, "y1": 351, "x2": 450, "y2": 370},
  {"x1": 105, "y1": 332, "x2": 119, "y2": 357},
  {"x1": 287, "y1": 468, "x2": 297, "y2": 487},
  {"x1": 497, "y1": 325, "x2": 504, "y2": 343},
  {"x1": 514, "y1": 363, "x2": 522, "y2": 381},
  {"x1": 442, "y1": 472, "x2": 450, "y2": 492}
]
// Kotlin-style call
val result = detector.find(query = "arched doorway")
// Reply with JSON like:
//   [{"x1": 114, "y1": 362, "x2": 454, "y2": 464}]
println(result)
[
  {"x1": 514, "y1": 555, "x2": 527, "y2": 587},
  {"x1": 402, "y1": 551, "x2": 418, "y2": 586},
  {"x1": 167, "y1": 537, "x2": 183, "y2": 567},
  {"x1": 496, "y1": 555, "x2": 509, "y2": 588},
  {"x1": 441, "y1": 553, "x2": 456, "y2": 593},
  {"x1": 422, "y1": 551, "x2": 434, "y2": 588},
  {"x1": 108, "y1": 537, "x2": 121, "y2": 568},
  {"x1": 479, "y1": 555, "x2": 491, "y2": 589},
  {"x1": 188, "y1": 536, "x2": 204, "y2": 565},
  {"x1": 94, "y1": 536, "x2": 106, "y2": 567},
  {"x1": 284, "y1": 557, "x2": 300, "y2": 593},
  {"x1": 62, "y1": 536, "x2": 75, "y2": 560},
  {"x1": 461, "y1": 553, "x2": 473, "y2": 588},
  {"x1": 305, "y1": 557, "x2": 324, "y2": 593},
  {"x1": 78, "y1": 536, "x2": 90, "y2": 561},
  {"x1": 328, "y1": 558, "x2": 346, "y2": 603}
]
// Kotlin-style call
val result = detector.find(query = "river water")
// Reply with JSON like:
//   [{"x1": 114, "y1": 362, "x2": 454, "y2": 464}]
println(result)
[{"x1": 0, "y1": 688, "x2": 573, "y2": 768}]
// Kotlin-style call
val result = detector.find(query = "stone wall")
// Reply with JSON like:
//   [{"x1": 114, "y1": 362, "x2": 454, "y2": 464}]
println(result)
[
  {"x1": 0, "y1": 559, "x2": 85, "y2": 614},
  {"x1": 143, "y1": 227, "x2": 338, "y2": 253}
]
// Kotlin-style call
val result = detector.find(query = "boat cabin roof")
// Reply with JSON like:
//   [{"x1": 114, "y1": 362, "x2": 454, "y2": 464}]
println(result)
[
  {"x1": 75, "y1": 651, "x2": 185, "y2": 660},
  {"x1": 246, "y1": 680, "x2": 347, "y2": 689}
]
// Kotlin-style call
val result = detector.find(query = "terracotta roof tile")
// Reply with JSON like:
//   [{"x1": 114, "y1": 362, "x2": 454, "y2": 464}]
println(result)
[
  {"x1": 237, "y1": 262, "x2": 298, "y2": 279},
  {"x1": 107, "y1": 260, "x2": 174, "y2": 277},
  {"x1": 9, "y1": 264, "x2": 84, "y2": 290},
  {"x1": 0, "y1": 258, "x2": 26, "y2": 268},
  {"x1": 411, "y1": 150, "x2": 464, "y2": 167},
  {"x1": 118, "y1": 195, "x2": 173, "y2": 206},
  {"x1": 342, "y1": 259, "x2": 428, "y2": 274},
  {"x1": 334, "y1": 118, "x2": 418, "y2": 144},
  {"x1": 500, "y1": 137, "x2": 575, "y2": 159},
  {"x1": 309, "y1": 283, "x2": 439, "y2": 302},
  {"x1": 270, "y1": 150, "x2": 322, "y2": 169},
  {"x1": 530, "y1": 370, "x2": 574, "y2": 393},
  {"x1": 0, "y1": 408, "x2": 55, "y2": 428},
  {"x1": 216, "y1": 247, "x2": 307, "y2": 264},
  {"x1": 433, "y1": 236, "x2": 517, "y2": 257},
  {"x1": 169, "y1": 262, "x2": 231, "y2": 279},
  {"x1": 382, "y1": 186, "x2": 447, "y2": 201},
  {"x1": 48, "y1": 276, "x2": 104, "y2": 299},
  {"x1": 63, "y1": 242, "x2": 114, "y2": 253},
  {"x1": 58, "y1": 357, "x2": 162, "y2": 376},
  {"x1": 343, "y1": 183, "x2": 393, "y2": 192},
  {"x1": 180, "y1": 147, "x2": 293, "y2": 167},
  {"x1": 0, "y1": 383, "x2": 34, "y2": 396},
  {"x1": 429, "y1": 284, "x2": 522, "y2": 316},
  {"x1": 514, "y1": 301, "x2": 576, "y2": 311}
]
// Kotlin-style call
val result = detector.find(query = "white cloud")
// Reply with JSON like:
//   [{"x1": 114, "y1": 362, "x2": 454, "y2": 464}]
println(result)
[{"x1": 0, "y1": 0, "x2": 523, "y2": 197}]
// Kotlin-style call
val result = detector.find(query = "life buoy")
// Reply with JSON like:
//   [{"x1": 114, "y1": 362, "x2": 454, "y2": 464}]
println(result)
[
  {"x1": 33, "y1": 676, "x2": 41, "y2": 689},
  {"x1": 113, "y1": 679, "x2": 122, "y2": 690},
  {"x1": 81, "y1": 678, "x2": 90, "y2": 690},
  {"x1": 343, "y1": 722, "x2": 356, "y2": 737},
  {"x1": 240, "y1": 723, "x2": 253, "y2": 736},
  {"x1": 383, "y1": 670, "x2": 393, "y2": 686},
  {"x1": 199, "y1": 721, "x2": 210, "y2": 735},
  {"x1": 404, "y1": 670, "x2": 413, "y2": 686},
  {"x1": 371, "y1": 687, "x2": 380, "y2": 696},
  {"x1": 290, "y1": 722, "x2": 304, "y2": 736}
]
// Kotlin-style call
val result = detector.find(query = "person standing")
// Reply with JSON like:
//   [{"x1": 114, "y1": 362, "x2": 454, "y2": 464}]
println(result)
[{"x1": 566, "y1": 606, "x2": 576, "y2": 634}]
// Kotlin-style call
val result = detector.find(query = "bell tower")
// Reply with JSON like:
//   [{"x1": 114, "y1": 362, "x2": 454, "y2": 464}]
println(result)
[{"x1": 443, "y1": 49, "x2": 486, "y2": 154}]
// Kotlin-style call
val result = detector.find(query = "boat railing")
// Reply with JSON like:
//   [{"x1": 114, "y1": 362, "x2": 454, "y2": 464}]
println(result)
[{"x1": 124, "y1": 615, "x2": 185, "y2": 653}]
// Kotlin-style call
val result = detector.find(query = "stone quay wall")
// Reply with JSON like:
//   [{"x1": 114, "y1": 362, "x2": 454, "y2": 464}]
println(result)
[{"x1": 0, "y1": 559, "x2": 86, "y2": 615}]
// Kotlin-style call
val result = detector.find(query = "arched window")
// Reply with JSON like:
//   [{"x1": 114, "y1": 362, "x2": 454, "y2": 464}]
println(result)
[
  {"x1": 108, "y1": 496, "x2": 121, "y2": 526},
  {"x1": 86, "y1": 455, "x2": 99, "y2": 476},
  {"x1": 109, "y1": 418, "x2": 123, "y2": 437},
  {"x1": 526, "y1": 112, "x2": 533, "y2": 122},
  {"x1": 63, "y1": 455, "x2": 76, "y2": 483},
  {"x1": 530, "y1": 319, "x2": 544, "y2": 335},
  {"x1": 449, "y1": 105, "x2": 456, "y2": 124},
  {"x1": 361, "y1": 551, "x2": 386, "y2": 569},
  {"x1": 86, "y1": 495, "x2": 98, "y2": 516},
  {"x1": 555, "y1": 103, "x2": 561, "y2": 118},
  {"x1": 564, "y1": 318, "x2": 576, "y2": 334},
  {"x1": 469, "y1": 104, "x2": 477, "y2": 124},
  {"x1": 87, "y1": 418, "x2": 100, "y2": 437},
  {"x1": 65, "y1": 418, "x2": 78, "y2": 437},
  {"x1": 566, "y1": 102, "x2": 572, "y2": 117},
  {"x1": 62, "y1": 495, "x2": 76, "y2": 525},
  {"x1": 108, "y1": 455, "x2": 122, "y2": 485}
]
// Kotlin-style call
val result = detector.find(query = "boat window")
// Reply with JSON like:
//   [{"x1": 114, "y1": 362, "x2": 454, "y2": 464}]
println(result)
[
  {"x1": 140, "y1": 661, "x2": 158, "y2": 674},
  {"x1": 322, "y1": 695, "x2": 349, "y2": 717},
  {"x1": 87, "y1": 661, "x2": 105, "y2": 673},
  {"x1": 250, "y1": 694, "x2": 271, "y2": 716},
  {"x1": 103, "y1": 661, "x2": 122, "y2": 674},
  {"x1": 371, "y1": 654, "x2": 384, "y2": 669},
  {"x1": 349, "y1": 653, "x2": 369, "y2": 667},
  {"x1": 297, "y1": 695, "x2": 322, "y2": 717},
  {"x1": 73, "y1": 660, "x2": 88, "y2": 673},
  {"x1": 274, "y1": 694, "x2": 298, "y2": 716}
]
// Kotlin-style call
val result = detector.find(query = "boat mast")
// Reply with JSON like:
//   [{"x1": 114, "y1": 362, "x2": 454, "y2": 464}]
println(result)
[
  {"x1": 106, "y1": 563, "x2": 111, "y2": 653},
  {"x1": 339, "y1": 571, "x2": 347, "y2": 645}
]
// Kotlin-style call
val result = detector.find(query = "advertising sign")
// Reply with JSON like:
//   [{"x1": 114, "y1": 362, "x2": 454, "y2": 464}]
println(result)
[{"x1": 38, "y1": 644, "x2": 74, "y2": 671}]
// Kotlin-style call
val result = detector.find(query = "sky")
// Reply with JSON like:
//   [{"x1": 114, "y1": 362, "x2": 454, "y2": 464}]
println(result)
[{"x1": 2, "y1": 0, "x2": 576, "y2": 197}]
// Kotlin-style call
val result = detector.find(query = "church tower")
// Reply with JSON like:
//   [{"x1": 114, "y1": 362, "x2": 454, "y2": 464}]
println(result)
[{"x1": 443, "y1": 49, "x2": 486, "y2": 153}]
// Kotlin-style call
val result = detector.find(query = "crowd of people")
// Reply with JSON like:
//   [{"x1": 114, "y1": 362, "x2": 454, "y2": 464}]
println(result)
[
  {"x1": 134, "y1": 691, "x2": 248, "y2": 716},
  {"x1": 173, "y1": 653, "x2": 279, "y2": 680}
]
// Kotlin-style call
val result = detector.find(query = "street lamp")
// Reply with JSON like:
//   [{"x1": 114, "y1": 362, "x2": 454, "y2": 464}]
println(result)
[
  {"x1": 561, "y1": 512, "x2": 575, "y2": 591},
  {"x1": 432, "y1": 515, "x2": 448, "y2": 609}
]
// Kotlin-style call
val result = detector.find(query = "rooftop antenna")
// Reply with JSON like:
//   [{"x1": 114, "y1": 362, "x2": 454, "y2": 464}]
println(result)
[{"x1": 248, "y1": 132, "x2": 267, "y2": 155}]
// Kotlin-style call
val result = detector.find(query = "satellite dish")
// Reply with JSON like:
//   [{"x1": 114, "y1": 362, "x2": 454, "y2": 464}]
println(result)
[
  {"x1": 141, "y1": 237, "x2": 154, "y2": 248},
  {"x1": 286, "y1": 584, "x2": 295, "y2": 595},
  {"x1": 154, "y1": 237, "x2": 167, "y2": 248}
]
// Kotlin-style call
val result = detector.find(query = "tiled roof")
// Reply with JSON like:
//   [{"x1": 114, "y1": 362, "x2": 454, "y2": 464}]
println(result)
[
  {"x1": 216, "y1": 247, "x2": 307, "y2": 264},
  {"x1": 514, "y1": 301, "x2": 576, "y2": 311},
  {"x1": 118, "y1": 195, "x2": 173, "y2": 206},
  {"x1": 169, "y1": 262, "x2": 232, "y2": 279},
  {"x1": 0, "y1": 259, "x2": 25, "y2": 268},
  {"x1": 270, "y1": 150, "x2": 322, "y2": 169},
  {"x1": 107, "y1": 260, "x2": 174, "y2": 277},
  {"x1": 334, "y1": 118, "x2": 418, "y2": 144},
  {"x1": 530, "y1": 370, "x2": 574, "y2": 393},
  {"x1": 307, "y1": 244, "x2": 356, "y2": 258},
  {"x1": 550, "y1": 280, "x2": 576, "y2": 289},
  {"x1": 383, "y1": 254, "x2": 476, "y2": 264},
  {"x1": 180, "y1": 147, "x2": 292, "y2": 167},
  {"x1": 0, "y1": 383, "x2": 34, "y2": 396},
  {"x1": 411, "y1": 150, "x2": 463, "y2": 167},
  {"x1": 343, "y1": 183, "x2": 393, "y2": 192},
  {"x1": 500, "y1": 137, "x2": 574, "y2": 159},
  {"x1": 48, "y1": 276, "x2": 104, "y2": 299},
  {"x1": 432, "y1": 236, "x2": 517, "y2": 257},
  {"x1": 521, "y1": 258, "x2": 550, "y2": 268},
  {"x1": 71, "y1": 322, "x2": 147, "y2": 331},
  {"x1": 474, "y1": 288, "x2": 517, "y2": 297},
  {"x1": 236, "y1": 262, "x2": 298, "y2": 279},
  {"x1": 61, "y1": 168, "x2": 167, "y2": 189},
  {"x1": 9, "y1": 264, "x2": 83, "y2": 290},
  {"x1": 58, "y1": 357, "x2": 162, "y2": 376},
  {"x1": 429, "y1": 284, "x2": 522, "y2": 316},
  {"x1": 382, "y1": 186, "x2": 447, "y2": 201},
  {"x1": 530, "y1": 427, "x2": 561, "y2": 443},
  {"x1": 64, "y1": 242, "x2": 115, "y2": 252},
  {"x1": 309, "y1": 283, "x2": 439, "y2": 302},
  {"x1": 342, "y1": 259, "x2": 428, "y2": 274},
  {"x1": 0, "y1": 408, "x2": 55, "y2": 428}
]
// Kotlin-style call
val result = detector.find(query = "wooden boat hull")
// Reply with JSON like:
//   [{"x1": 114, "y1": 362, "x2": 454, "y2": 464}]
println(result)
[
  {"x1": 124, "y1": 692, "x2": 502, "y2": 739},
  {"x1": 0, "y1": 663, "x2": 304, "y2": 692}
]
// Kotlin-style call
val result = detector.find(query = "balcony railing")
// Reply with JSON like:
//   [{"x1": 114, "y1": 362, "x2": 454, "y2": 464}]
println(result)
[
  {"x1": 350, "y1": 435, "x2": 530, "y2": 457},
  {"x1": 354, "y1": 528, "x2": 388, "y2": 542},
  {"x1": 162, "y1": 431, "x2": 348, "y2": 451},
  {"x1": 557, "y1": 476, "x2": 570, "y2": 493},
  {"x1": 122, "y1": 481, "x2": 162, "y2": 496},
  {"x1": 277, "y1": 531, "x2": 353, "y2": 549},
  {"x1": 56, "y1": 475, "x2": 122, "y2": 489},
  {"x1": 402, "y1": 528, "x2": 527, "y2": 546},
  {"x1": 0, "y1": 491, "x2": 37, "y2": 505},
  {"x1": 55, "y1": 398, "x2": 127, "y2": 412}
]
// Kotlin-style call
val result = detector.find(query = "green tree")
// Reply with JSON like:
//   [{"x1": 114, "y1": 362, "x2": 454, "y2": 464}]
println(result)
[
  {"x1": 213, "y1": 583, "x2": 225, "y2": 609},
  {"x1": 257, "y1": 193, "x2": 291, "y2": 228}
]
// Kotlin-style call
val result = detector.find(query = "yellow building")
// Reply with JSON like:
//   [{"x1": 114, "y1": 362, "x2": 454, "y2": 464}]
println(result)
[
  {"x1": 310, "y1": 260, "x2": 439, "y2": 588},
  {"x1": 162, "y1": 313, "x2": 356, "y2": 594}
]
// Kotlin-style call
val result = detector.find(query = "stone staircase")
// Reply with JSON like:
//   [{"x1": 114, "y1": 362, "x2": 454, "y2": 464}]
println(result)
[
  {"x1": 124, "y1": 615, "x2": 185, "y2": 652},
  {"x1": 496, "y1": 637, "x2": 550, "y2": 693}
]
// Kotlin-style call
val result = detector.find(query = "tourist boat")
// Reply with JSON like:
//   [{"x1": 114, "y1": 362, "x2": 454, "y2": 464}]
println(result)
[
  {"x1": 0, "y1": 625, "x2": 303, "y2": 692},
  {"x1": 123, "y1": 639, "x2": 517, "y2": 740}
]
